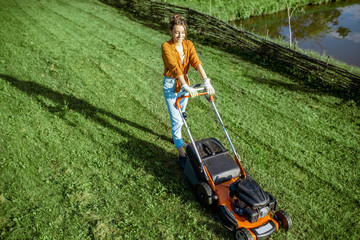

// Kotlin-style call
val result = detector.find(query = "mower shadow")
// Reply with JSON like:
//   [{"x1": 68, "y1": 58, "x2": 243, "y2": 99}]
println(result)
[{"x1": 1, "y1": 74, "x2": 229, "y2": 239}]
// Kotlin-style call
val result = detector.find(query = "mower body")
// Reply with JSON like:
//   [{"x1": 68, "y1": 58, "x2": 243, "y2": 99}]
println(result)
[
  {"x1": 184, "y1": 138, "x2": 286, "y2": 240},
  {"x1": 175, "y1": 89, "x2": 291, "y2": 240}
]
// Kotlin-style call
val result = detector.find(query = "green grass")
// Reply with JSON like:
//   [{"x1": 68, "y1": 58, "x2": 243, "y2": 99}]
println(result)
[{"x1": 0, "y1": 0, "x2": 359, "y2": 239}]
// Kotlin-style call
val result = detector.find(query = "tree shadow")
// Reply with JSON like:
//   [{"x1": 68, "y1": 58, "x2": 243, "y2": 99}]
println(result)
[
  {"x1": 250, "y1": 75, "x2": 322, "y2": 95},
  {"x1": 248, "y1": 74, "x2": 360, "y2": 105}
]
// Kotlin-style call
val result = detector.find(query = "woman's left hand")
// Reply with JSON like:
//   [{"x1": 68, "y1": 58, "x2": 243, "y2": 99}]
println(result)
[{"x1": 203, "y1": 78, "x2": 215, "y2": 95}]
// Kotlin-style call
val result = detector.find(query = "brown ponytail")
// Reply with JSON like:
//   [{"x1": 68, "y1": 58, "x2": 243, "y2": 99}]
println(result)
[{"x1": 169, "y1": 14, "x2": 187, "y2": 33}]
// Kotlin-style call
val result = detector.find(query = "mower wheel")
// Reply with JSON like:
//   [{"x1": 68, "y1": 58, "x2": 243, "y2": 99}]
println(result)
[
  {"x1": 275, "y1": 210, "x2": 292, "y2": 231},
  {"x1": 195, "y1": 182, "x2": 213, "y2": 208},
  {"x1": 234, "y1": 228, "x2": 253, "y2": 240}
]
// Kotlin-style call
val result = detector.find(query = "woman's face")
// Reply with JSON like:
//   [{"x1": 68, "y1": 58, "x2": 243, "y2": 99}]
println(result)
[{"x1": 171, "y1": 25, "x2": 186, "y2": 44}]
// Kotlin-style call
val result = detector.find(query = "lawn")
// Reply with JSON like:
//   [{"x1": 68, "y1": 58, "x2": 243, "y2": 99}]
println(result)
[{"x1": 0, "y1": 0, "x2": 359, "y2": 239}]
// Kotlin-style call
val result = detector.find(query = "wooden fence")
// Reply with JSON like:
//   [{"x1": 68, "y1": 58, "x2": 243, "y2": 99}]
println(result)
[{"x1": 102, "y1": 0, "x2": 360, "y2": 98}]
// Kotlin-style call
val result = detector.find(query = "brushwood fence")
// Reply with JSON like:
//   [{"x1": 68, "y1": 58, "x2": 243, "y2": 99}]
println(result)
[{"x1": 102, "y1": 0, "x2": 360, "y2": 98}]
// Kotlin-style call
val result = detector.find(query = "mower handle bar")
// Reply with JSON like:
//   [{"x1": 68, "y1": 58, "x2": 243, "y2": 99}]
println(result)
[
  {"x1": 175, "y1": 85, "x2": 214, "y2": 110},
  {"x1": 175, "y1": 86, "x2": 242, "y2": 175}
]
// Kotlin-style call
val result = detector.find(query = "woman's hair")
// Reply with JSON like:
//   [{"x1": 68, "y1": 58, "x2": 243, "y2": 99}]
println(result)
[{"x1": 169, "y1": 14, "x2": 187, "y2": 33}]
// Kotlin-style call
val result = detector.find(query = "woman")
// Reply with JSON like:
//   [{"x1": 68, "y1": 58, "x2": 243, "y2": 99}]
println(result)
[{"x1": 161, "y1": 14, "x2": 215, "y2": 167}]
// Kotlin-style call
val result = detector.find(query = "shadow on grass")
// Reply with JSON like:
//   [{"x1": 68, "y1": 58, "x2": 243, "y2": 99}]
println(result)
[
  {"x1": 1, "y1": 73, "x2": 229, "y2": 238},
  {"x1": 1, "y1": 74, "x2": 171, "y2": 143},
  {"x1": 1, "y1": 74, "x2": 178, "y2": 183},
  {"x1": 250, "y1": 75, "x2": 322, "y2": 95}
]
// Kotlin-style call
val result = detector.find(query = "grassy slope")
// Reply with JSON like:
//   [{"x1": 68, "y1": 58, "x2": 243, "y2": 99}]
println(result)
[{"x1": 0, "y1": 0, "x2": 359, "y2": 239}]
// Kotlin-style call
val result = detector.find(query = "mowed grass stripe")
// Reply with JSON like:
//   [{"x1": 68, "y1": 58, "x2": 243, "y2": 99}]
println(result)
[
  {"x1": 8, "y1": 4, "x2": 175, "y2": 175},
  {"x1": 2, "y1": 0, "x2": 174, "y2": 165},
  {"x1": 12, "y1": 0, "x2": 172, "y2": 141},
  {"x1": 34, "y1": 0, "x2": 173, "y2": 134}
]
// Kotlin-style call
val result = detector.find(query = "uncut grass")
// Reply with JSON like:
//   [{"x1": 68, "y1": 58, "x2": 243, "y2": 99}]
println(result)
[{"x1": 0, "y1": 0, "x2": 359, "y2": 239}]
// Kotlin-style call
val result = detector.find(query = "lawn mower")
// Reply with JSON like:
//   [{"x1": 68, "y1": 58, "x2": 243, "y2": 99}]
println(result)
[{"x1": 175, "y1": 86, "x2": 292, "y2": 240}]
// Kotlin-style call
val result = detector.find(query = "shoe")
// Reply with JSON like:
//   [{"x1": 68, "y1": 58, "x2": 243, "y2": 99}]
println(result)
[{"x1": 177, "y1": 154, "x2": 187, "y2": 169}]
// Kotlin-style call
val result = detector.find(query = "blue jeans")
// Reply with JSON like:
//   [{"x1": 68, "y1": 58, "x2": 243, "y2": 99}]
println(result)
[{"x1": 163, "y1": 76, "x2": 188, "y2": 148}]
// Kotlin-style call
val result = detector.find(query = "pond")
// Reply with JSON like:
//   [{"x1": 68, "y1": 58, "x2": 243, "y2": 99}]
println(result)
[{"x1": 235, "y1": 0, "x2": 360, "y2": 67}]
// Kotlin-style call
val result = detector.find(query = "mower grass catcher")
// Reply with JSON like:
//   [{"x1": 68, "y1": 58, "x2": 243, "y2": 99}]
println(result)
[{"x1": 175, "y1": 86, "x2": 292, "y2": 240}]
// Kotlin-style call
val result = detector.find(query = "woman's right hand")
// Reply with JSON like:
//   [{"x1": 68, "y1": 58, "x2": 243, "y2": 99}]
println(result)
[{"x1": 181, "y1": 84, "x2": 198, "y2": 97}]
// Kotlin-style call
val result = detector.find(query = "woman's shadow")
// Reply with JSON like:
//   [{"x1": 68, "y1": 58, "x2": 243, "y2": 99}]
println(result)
[
  {"x1": 1, "y1": 74, "x2": 172, "y2": 140},
  {"x1": 1, "y1": 73, "x2": 191, "y2": 187}
]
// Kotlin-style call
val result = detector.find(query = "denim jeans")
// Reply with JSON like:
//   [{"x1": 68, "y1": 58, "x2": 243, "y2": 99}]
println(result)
[{"x1": 163, "y1": 76, "x2": 188, "y2": 148}]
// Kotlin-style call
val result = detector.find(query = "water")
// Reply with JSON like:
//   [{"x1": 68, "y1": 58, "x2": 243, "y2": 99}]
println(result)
[{"x1": 236, "y1": 1, "x2": 360, "y2": 67}]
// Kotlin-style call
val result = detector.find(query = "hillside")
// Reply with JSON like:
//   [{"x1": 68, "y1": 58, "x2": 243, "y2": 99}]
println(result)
[{"x1": 1, "y1": 0, "x2": 359, "y2": 239}]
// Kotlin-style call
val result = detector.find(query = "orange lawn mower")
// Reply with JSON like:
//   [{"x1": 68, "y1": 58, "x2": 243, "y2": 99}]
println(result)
[{"x1": 175, "y1": 86, "x2": 292, "y2": 240}]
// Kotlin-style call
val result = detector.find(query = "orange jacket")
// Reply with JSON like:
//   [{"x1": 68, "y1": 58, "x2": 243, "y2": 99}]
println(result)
[{"x1": 162, "y1": 39, "x2": 202, "y2": 92}]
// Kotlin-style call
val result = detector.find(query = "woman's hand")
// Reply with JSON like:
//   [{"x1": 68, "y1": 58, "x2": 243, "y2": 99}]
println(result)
[
  {"x1": 203, "y1": 78, "x2": 215, "y2": 95},
  {"x1": 181, "y1": 84, "x2": 198, "y2": 97}
]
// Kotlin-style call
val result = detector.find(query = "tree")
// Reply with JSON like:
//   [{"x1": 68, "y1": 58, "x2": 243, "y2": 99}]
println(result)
[{"x1": 286, "y1": 1, "x2": 300, "y2": 48}]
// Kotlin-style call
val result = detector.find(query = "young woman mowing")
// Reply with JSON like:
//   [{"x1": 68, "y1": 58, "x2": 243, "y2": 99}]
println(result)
[{"x1": 161, "y1": 14, "x2": 215, "y2": 167}]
